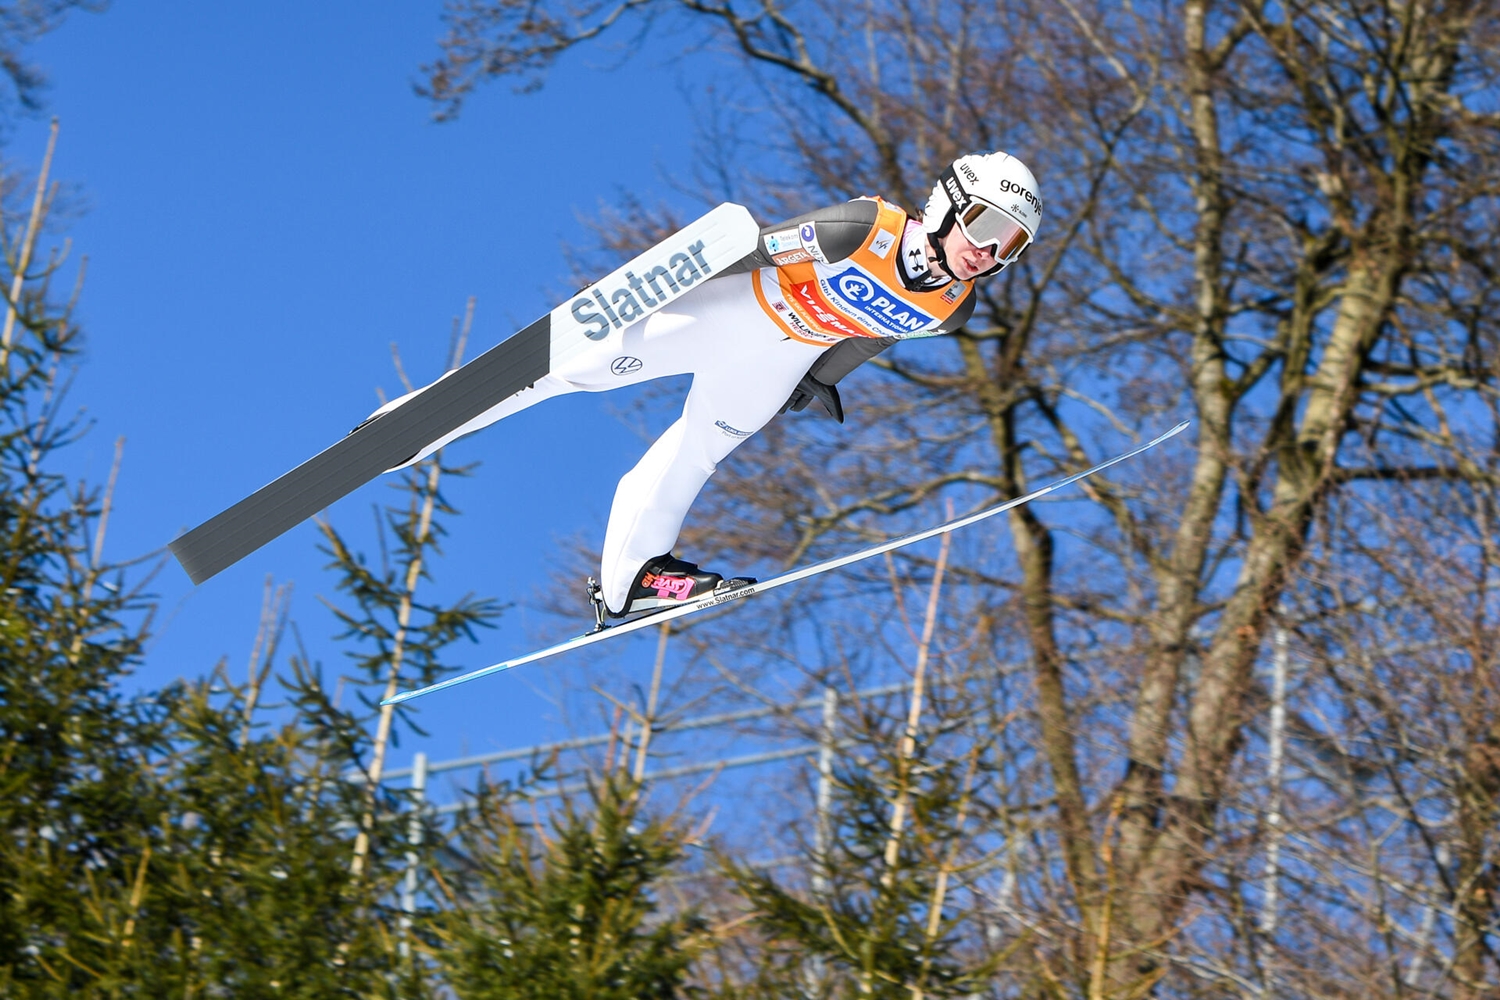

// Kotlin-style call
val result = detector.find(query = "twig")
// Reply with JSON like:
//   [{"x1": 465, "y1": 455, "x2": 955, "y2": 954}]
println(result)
[{"x1": 0, "y1": 118, "x2": 59, "y2": 371}]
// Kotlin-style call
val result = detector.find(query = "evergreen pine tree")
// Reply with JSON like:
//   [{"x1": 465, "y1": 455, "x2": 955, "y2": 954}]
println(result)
[
  {"x1": 0, "y1": 131, "x2": 495, "y2": 993},
  {"x1": 0, "y1": 127, "x2": 168, "y2": 994},
  {"x1": 726, "y1": 734, "x2": 1006, "y2": 1000},
  {"x1": 426, "y1": 773, "x2": 709, "y2": 1000},
  {"x1": 724, "y1": 547, "x2": 1013, "y2": 999}
]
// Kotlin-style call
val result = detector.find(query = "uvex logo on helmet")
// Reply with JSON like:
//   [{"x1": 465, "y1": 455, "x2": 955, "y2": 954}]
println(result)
[{"x1": 943, "y1": 174, "x2": 970, "y2": 211}]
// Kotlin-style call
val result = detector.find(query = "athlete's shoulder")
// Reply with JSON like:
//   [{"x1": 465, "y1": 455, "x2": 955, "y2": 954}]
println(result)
[
  {"x1": 717, "y1": 198, "x2": 898, "y2": 276},
  {"x1": 793, "y1": 199, "x2": 884, "y2": 264}
]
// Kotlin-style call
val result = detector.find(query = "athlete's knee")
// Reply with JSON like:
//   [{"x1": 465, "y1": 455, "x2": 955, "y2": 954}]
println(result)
[{"x1": 688, "y1": 416, "x2": 762, "y2": 468}]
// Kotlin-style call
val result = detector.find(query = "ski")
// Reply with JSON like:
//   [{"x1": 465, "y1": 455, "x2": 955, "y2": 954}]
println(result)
[
  {"x1": 168, "y1": 203, "x2": 761, "y2": 585},
  {"x1": 383, "y1": 420, "x2": 1191, "y2": 706}
]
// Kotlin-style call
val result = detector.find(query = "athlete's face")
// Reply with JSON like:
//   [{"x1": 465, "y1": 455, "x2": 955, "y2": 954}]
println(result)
[{"x1": 937, "y1": 227, "x2": 999, "y2": 281}]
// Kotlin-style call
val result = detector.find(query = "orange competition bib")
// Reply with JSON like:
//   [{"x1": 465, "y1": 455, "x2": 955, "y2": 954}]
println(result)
[{"x1": 752, "y1": 198, "x2": 970, "y2": 346}]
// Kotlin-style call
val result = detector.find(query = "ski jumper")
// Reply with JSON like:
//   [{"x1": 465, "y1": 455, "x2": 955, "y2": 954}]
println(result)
[{"x1": 389, "y1": 198, "x2": 975, "y2": 612}]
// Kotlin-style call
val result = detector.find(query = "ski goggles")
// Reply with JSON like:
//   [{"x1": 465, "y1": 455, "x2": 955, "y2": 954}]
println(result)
[
  {"x1": 939, "y1": 164, "x2": 1034, "y2": 265},
  {"x1": 954, "y1": 199, "x2": 1032, "y2": 265}
]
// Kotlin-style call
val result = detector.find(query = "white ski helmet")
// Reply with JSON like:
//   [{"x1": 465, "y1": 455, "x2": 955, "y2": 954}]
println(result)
[{"x1": 922, "y1": 151, "x2": 1042, "y2": 276}]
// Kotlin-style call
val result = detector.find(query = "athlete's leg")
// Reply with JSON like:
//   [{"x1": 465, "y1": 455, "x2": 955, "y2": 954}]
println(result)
[
  {"x1": 598, "y1": 319, "x2": 825, "y2": 610},
  {"x1": 387, "y1": 372, "x2": 578, "y2": 470},
  {"x1": 382, "y1": 290, "x2": 733, "y2": 471}
]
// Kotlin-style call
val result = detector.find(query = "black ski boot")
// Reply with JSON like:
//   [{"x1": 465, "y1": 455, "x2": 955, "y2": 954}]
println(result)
[{"x1": 587, "y1": 554, "x2": 755, "y2": 627}]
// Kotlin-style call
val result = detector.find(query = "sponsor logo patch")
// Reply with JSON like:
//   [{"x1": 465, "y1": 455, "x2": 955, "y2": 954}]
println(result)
[
  {"x1": 714, "y1": 419, "x2": 752, "y2": 439},
  {"x1": 799, "y1": 222, "x2": 829, "y2": 264},
  {"x1": 790, "y1": 280, "x2": 863, "y2": 339},
  {"x1": 777, "y1": 309, "x2": 840, "y2": 345},
  {"x1": 770, "y1": 248, "x2": 811, "y2": 266},
  {"x1": 943, "y1": 174, "x2": 970, "y2": 213},
  {"x1": 566, "y1": 238, "x2": 715, "y2": 340},
  {"x1": 870, "y1": 228, "x2": 897, "y2": 259},
  {"x1": 640, "y1": 572, "x2": 695, "y2": 601},
  {"x1": 763, "y1": 228, "x2": 800, "y2": 255},
  {"x1": 997, "y1": 176, "x2": 1043, "y2": 216},
  {"x1": 905, "y1": 244, "x2": 931, "y2": 280},
  {"x1": 610, "y1": 356, "x2": 643, "y2": 376},
  {"x1": 826, "y1": 267, "x2": 934, "y2": 335},
  {"x1": 941, "y1": 281, "x2": 968, "y2": 304}
]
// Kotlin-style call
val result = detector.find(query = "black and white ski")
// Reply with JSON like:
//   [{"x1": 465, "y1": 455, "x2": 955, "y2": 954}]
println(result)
[
  {"x1": 383, "y1": 420, "x2": 1191, "y2": 706},
  {"x1": 169, "y1": 204, "x2": 761, "y2": 585}
]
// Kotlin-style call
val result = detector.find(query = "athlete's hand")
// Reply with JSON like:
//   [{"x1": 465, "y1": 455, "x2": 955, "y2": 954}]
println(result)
[{"x1": 780, "y1": 372, "x2": 844, "y2": 423}]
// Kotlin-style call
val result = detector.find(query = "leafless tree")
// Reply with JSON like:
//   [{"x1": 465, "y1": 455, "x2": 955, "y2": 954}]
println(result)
[{"x1": 423, "y1": 0, "x2": 1500, "y2": 994}]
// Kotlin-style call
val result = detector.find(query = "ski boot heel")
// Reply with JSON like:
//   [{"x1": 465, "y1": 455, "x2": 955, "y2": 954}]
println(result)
[{"x1": 586, "y1": 577, "x2": 609, "y2": 633}]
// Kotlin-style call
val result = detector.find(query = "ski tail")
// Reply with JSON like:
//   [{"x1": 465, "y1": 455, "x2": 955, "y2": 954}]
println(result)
[
  {"x1": 169, "y1": 203, "x2": 760, "y2": 585},
  {"x1": 169, "y1": 318, "x2": 550, "y2": 584}
]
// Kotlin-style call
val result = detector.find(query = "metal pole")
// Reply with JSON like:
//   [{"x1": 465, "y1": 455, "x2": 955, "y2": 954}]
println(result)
[{"x1": 399, "y1": 751, "x2": 429, "y2": 960}]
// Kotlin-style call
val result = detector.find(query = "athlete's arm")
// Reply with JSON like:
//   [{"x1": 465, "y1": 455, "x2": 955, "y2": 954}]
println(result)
[
  {"x1": 806, "y1": 290, "x2": 974, "y2": 384},
  {"x1": 716, "y1": 199, "x2": 882, "y2": 276},
  {"x1": 779, "y1": 336, "x2": 891, "y2": 423},
  {"x1": 809, "y1": 336, "x2": 896, "y2": 383},
  {"x1": 779, "y1": 372, "x2": 845, "y2": 423},
  {"x1": 784, "y1": 288, "x2": 976, "y2": 420}
]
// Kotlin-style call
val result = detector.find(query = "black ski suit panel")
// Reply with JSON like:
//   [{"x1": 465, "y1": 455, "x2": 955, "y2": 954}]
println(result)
[
  {"x1": 716, "y1": 199, "x2": 883, "y2": 276},
  {"x1": 807, "y1": 276, "x2": 975, "y2": 384},
  {"x1": 809, "y1": 336, "x2": 897, "y2": 384},
  {"x1": 935, "y1": 291, "x2": 976, "y2": 333}
]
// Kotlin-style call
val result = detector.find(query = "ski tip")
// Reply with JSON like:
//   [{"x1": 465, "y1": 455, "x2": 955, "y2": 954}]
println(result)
[{"x1": 382, "y1": 685, "x2": 434, "y2": 707}]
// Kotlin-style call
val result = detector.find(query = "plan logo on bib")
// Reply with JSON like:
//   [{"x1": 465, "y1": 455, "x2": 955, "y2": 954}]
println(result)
[
  {"x1": 835, "y1": 272, "x2": 876, "y2": 303},
  {"x1": 827, "y1": 268, "x2": 934, "y2": 336}
]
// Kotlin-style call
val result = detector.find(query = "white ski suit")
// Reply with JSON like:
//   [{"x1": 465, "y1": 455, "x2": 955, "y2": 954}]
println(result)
[{"x1": 390, "y1": 198, "x2": 976, "y2": 612}]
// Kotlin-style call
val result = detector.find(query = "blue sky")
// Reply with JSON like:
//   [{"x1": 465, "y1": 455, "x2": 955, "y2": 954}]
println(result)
[{"x1": 16, "y1": 2, "x2": 730, "y2": 768}]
